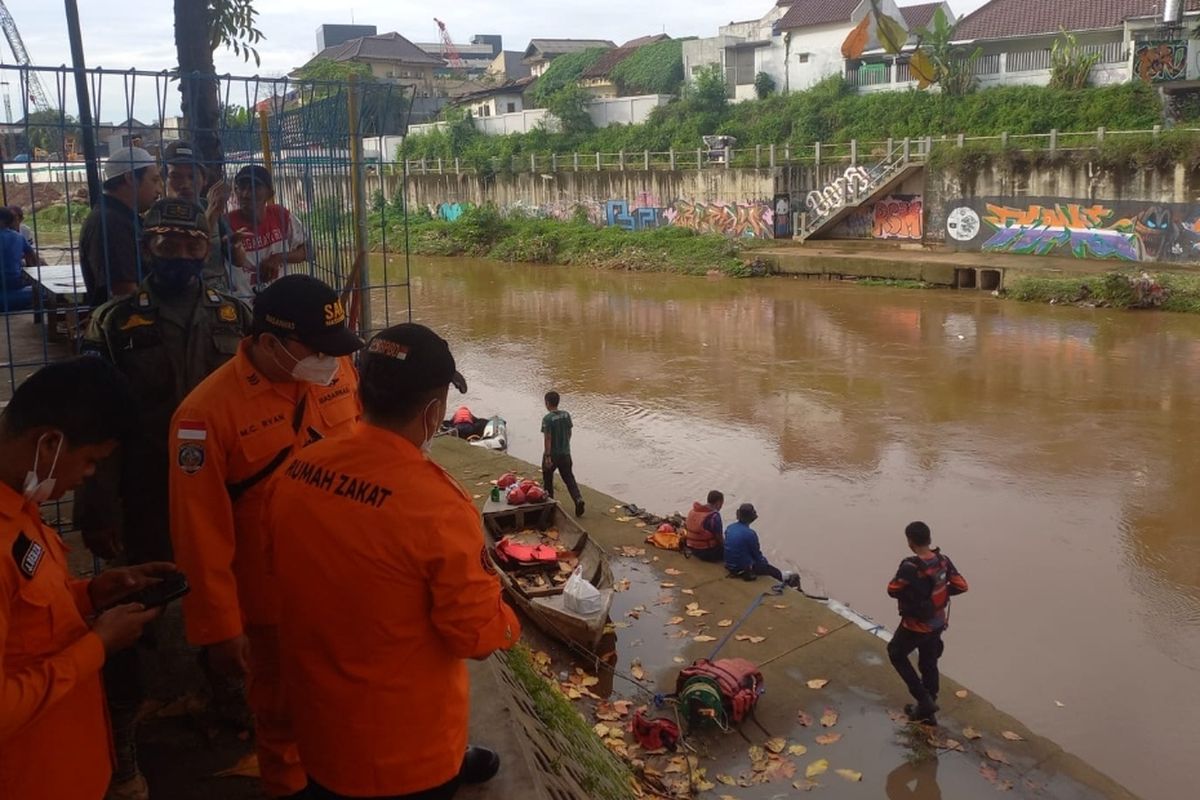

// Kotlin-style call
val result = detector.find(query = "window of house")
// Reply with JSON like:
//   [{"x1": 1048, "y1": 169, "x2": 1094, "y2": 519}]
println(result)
[
  {"x1": 734, "y1": 48, "x2": 755, "y2": 85},
  {"x1": 506, "y1": 102, "x2": 516, "y2": 113},
  {"x1": 797, "y1": 53, "x2": 811, "y2": 64}
]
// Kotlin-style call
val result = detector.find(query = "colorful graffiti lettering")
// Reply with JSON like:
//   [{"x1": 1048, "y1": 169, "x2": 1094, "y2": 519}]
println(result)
[
  {"x1": 1135, "y1": 40, "x2": 1187, "y2": 83},
  {"x1": 605, "y1": 200, "x2": 665, "y2": 231},
  {"x1": 980, "y1": 202, "x2": 1140, "y2": 260},
  {"x1": 947, "y1": 198, "x2": 1200, "y2": 262},
  {"x1": 873, "y1": 195, "x2": 922, "y2": 240},
  {"x1": 663, "y1": 201, "x2": 774, "y2": 239}
]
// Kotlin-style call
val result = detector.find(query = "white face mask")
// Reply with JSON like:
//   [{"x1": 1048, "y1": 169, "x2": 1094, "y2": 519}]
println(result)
[
  {"x1": 421, "y1": 398, "x2": 443, "y2": 453},
  {"x1": 24, "y1": 432, "x2": 63, "y2": 505},
  {"x1": 270, "y1": 338, "x2": 340, "y2": 386}
]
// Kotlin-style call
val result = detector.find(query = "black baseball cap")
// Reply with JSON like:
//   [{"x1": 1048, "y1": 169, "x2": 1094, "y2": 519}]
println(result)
[
  {"x1": 142, "y1": 199, "x2": 208, "y2": 239},
  {"x1": 163, "y1": 140, "x2": 200, "y2": 166},
  {"x1": 363, "y1": 323, "x2": 467, "y2": 395},
  {"x1": 235, "y1": 164, "x2": 273, "y2": 189},
  {"x1": 252, "y1": 274, "x2": 364, "y2": 357}
]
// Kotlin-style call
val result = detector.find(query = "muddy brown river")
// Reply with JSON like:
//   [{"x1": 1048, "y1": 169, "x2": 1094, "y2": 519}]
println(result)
[{"x1": 388, "y1": 255, "x2": 1199, "y2": 800}]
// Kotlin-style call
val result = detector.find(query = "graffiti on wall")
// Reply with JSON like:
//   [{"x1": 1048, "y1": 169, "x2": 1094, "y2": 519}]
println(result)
[
  {"x1": 805, "y1": 166, "x2": 873, "y2": 217},
  {"x1": 873, "y1": 195, "x2": 923, "y2": 240},
  {"x1": 433, "y1": 197, "x2": 777, "y2": 238},
  {"x1": 1135, "y1": 40, "x2": 1188, "y2": 83},
  {"x1": 830, "y1": 194, "x2": 923, "y2": 241},
  {"x1": 945, "y1": 197, "x2": 1200, "y2": 262}
]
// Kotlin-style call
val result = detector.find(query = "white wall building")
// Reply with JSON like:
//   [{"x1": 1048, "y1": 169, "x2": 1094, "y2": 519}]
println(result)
[{"x1": 406, "y1": 94, "x2": 672, "y2": 137}]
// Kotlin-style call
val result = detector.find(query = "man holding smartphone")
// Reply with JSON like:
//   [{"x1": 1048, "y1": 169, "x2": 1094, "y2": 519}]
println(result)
[
  {"x1": 0, "y1": 358, "x2": 173, "y2": 800},
  {"x1": 264, "y1": 323, "x2": 520, "y2": 800}
]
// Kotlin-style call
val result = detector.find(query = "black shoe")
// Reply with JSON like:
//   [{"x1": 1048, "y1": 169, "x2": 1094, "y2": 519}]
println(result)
[
  {"x1": 574, "y1": 498, "x2": 585, "y2": 517},
  {"x1": 904, "y1": 702, "x2": 939, "y2": 725},
  {"x1": 460, "y1": 745, "x2": 500, "y2": 784}
]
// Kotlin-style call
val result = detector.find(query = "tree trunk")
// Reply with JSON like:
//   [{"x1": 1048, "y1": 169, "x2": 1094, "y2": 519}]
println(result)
[{"x1": 174, "y1": 0, "x2": 223, "y2": 183}]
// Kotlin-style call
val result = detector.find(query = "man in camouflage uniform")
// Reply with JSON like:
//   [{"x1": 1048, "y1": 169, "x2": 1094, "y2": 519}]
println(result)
[{"x1": 74, "y1": 198, "x2": 252, "y2": 800}]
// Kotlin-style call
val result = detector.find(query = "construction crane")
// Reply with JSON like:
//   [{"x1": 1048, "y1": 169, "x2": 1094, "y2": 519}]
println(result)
[
  {"x1": 433, "y1": 18, "x2": 467, "y2": 70},
  {"x1": 0, "y1": 0, "x2": 50, "y2": 114}
]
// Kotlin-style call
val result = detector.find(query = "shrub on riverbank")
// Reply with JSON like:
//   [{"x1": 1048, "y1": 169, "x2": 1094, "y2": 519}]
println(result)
[
  {"x1": 369, "y1": 204, "x2": 753, "y2": 275},
  {"x1": 1007, "y1": 271, "x2": 1200, "y2": 313}
]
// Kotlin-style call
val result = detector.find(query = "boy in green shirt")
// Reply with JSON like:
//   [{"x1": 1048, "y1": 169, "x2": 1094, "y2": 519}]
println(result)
[{"x1": 541, "y1": 391, "x2": 584, "y2": 517}]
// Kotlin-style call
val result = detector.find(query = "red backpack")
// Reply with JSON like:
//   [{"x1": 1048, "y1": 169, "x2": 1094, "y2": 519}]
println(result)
[{"x1": 676, "y1": 658, "x2": 764, "y2": 726}]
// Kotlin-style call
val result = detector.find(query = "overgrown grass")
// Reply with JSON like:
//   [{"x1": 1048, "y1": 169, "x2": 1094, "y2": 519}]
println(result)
[
  {"x1": 370, "y1": 204, "x2": 752, "y2": 275},
  {"x1": 402, "y1": 77, "x2": 1166, "y2": 167},
  {"x1": 504, "y1": 645, "x2": 635, "y2": 800},
  {"x1": 1006, "y1": 271, "x2": 1200, "y2": 314},
  {"x1": 27, "y1": 203, "x2": 89, "y2": 245}
]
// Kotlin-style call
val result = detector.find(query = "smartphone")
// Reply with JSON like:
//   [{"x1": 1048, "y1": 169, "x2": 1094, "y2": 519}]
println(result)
[{"x1": 104, "y1": 572, "x2": 190, "y2": 611}]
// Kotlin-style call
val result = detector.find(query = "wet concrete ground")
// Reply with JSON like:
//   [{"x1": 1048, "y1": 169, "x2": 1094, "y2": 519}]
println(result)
[{"x1": 439, "y1": 438, "x2": 1137, "y2": 800}]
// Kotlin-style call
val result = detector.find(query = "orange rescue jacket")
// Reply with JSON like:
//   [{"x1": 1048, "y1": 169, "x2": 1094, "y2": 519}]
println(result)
[
  {"x1": 685, "y1": 502, "x2": 722, "y2": 551},
  {"x1": 263, "y1": 423, "x2": 520, "y2": 797},
  {"x1": 0, "y1": 483, "x2": 111, "y2": 800},
  {"x1": 169, "y1": 339, "x2": 361, "y2": 645}
]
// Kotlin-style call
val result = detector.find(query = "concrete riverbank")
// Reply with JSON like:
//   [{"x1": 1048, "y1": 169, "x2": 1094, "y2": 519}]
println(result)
[{"x1": 435, "y1": 437, "x2": 1138, "y2": 800}]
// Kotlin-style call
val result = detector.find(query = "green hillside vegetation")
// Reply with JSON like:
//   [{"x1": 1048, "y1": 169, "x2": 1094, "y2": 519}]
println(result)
[
  {"x1": 610, "y1": 39, "x2": 685, "y2": 96},
  {"x1": 528, "y1": 48, "x2": 609, "y2": 107},
  {"x1": 404, "y1": 77, "x2": 1166, "y2": 170}
]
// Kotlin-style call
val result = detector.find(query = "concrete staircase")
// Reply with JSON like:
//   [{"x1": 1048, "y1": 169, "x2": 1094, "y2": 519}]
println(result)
[{"x1": 796, "y1": 141, "x2": 928, "y2": 242}]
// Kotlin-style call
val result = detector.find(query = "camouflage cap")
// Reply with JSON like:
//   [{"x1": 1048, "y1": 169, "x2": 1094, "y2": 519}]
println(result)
[{"x1": 141, "y1": 198, "x2": 208, "y2": 239}]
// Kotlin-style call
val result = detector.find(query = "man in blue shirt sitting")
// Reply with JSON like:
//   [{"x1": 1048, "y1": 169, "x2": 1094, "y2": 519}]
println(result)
[
  {"x1": 0, "y1": 206, "x2": 36, "y2": 311},
  {"x1": 724, "y1": 503, "x2": 796, "y2": 585}
]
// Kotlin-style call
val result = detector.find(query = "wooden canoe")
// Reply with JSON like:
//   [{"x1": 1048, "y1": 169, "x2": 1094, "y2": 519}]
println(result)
[{"x1": 482, "y1": 500, "x2": 615, "y2": 652}]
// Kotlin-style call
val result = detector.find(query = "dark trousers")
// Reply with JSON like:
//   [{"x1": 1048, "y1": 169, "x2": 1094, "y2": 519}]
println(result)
[
  {"x1": 691, "y1": 545, "x2": 724, "y2": 563},
  {"x1": 887, "y1": 626, "x2": 945, "y2": 705},
  {"x1": 308, "y1": 776, "x2": 460, "y2": 800},
  {"x1": 543, "y1": 454, "x2": 581, "y2": 502},
  {"x1": 728, "y1": 561, "x2": 783, "y2": 581}
]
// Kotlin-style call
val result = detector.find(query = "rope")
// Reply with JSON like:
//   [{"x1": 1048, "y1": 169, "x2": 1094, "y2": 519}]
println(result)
[{"x1": 754, "y1": 620, "x2": 855, "y2": 669}]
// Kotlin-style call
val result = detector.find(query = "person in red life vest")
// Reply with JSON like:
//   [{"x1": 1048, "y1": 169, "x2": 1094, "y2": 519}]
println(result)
[
  {"x1": 227, "y1": 165, "x2": 308, "y2": 299},
  {"x1": 886, "y1": 521, "x2": 969, "y2": 725},
  {"x1": 684, "y1": 489, "x2": 725, "y2": 563},
  {"x1": 0, "y1": 358, "x2": 172, "y2": 800},
  {"x1": 450, "y1": 405, "x2": 477, "y2": 438}
]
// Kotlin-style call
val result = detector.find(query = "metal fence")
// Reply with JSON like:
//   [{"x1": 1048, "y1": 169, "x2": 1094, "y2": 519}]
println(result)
[{"x1": 1, "y1": 63, "x2": 415, "y2": 403}]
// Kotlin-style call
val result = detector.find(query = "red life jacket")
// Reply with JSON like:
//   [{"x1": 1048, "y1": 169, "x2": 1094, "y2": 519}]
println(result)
[
  {"x1": 684, "y1": 503, "x2": 720, "y2": 550},
  {"x1": 451, "y1": 406, "x2": 474, "y2": 424},
  {"x1": 676, "y1": 658, "x2": 763, "y2": 724},
  {"x1": 897, "y1": 553, "x2": 950, "y2": 624}
]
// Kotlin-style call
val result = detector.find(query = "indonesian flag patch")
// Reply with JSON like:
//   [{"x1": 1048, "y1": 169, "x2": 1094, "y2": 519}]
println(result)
[{"x1": 177, "y1": 420, "x2": 208, "y2": 441}]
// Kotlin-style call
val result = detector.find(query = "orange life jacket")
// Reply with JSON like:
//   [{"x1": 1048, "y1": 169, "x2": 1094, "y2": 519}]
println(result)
[{"x1": 684, "y1": 503, "x2": 720, "y2": 550}]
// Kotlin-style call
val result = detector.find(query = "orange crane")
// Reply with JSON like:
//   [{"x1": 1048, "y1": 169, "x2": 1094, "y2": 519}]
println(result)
[{"x1": 433, "y1": 18, "x2": 467, "y2": 70}]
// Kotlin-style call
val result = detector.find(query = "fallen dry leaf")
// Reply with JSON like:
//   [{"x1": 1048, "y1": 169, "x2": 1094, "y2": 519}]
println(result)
[
  {"x1": 835, "y1": 769, "x2": 863, "y2": 782},
  {"x1": 659, "y1": 582, "x2": 676, "y2": 588},
  {"x1": 985, "y1": 748, "x2": 1011, "y2": 765},
  {"x1": 806, "y1": 679, "x2": 829, "y2": 690},
  {"x1": 580, "y1": 676, "x2": 599, "y2": 687},
  {"x1": 772, "y1": 603, "x2": 788, "y2": 609},
  {"x1": 681, "y1": 588, "x2": 695, "y2": 595},
  {"x1": 797, "y1": 710, "x2": 815, "y2": 727},
  {"x1": 788, "y1": 744, "x2": 808, "y2": 756},
  {"x1": 1054, "y1": 700, "x2": 1066, "y2": 708},
  {"x1": 887, "y1": 708, "x2": 907, "y2": 722},
  {"x1": 685, "y1": 602, "x2": 700, "y2": 611},
  {"x1": 685, "y1": 608, "x2": 709, "y2": 617},
  {"x1": 962, "y1": 726, "x2": 983, "y2": 740},
  {"x1": 820, "y1": 708, "x2": 839, "y2": 727},
  {"x1": 532, "y1": 651, "x2": 552, "y2": 668},
  {"x1": 716, "y1": 774, "x2": 736, "y2": 786},
  {"x1": 955, "y1": 689, "x2": 969, "y2": 699},
  {"x1": 593, "y1": 723, "x2": 610, "y2": 737},
  {"x1": 694, "y1": 634, "x2": 718, "y2": 643},
  {"x1": 673, "y1": 656, "x2": 686, "y2": 664},
  {"x1": 613, "y1": 699, "x2": 632, "y2": 715},
  {"x1": 717, "y1": 619, "x2": 734, "y2": 627},
  {"x1": 764, "y1": 737, "x2": 787, "y2": 754},
  {"x1": 747, "y1": 636, "x2": 766, "y2": 643},
  {"x1": 748, "y1": 744, "x2": 766, "y2": 764},
  {"x1": 616, "y1": 516, "x2": 632, "y2": 523},
  {"x1": 815, "y1": 733, "x2": 842, "y2": 745},
  {"x1": 634, "y1": 521, "x2": 647, "y2": 528},
  {"x1": 815, "y1": 626, "x2": 829, "y2": 636},
  {"x1": 213, "y1": 753, "x2": 259, "y2": 778},
  {"x1": 792, "y1": 779, "x2": 820, "y2": 792},
  {"x1": 667, "y1": 616, "x2": 684, "y2": 625},
  {"x1": 1001, "y1": 731, "x2": 1025, "y2": 742},
  {"x1": 631, "y1": 660, "x2": 645, "y2": 681},
  {"x1": 615, "y1": 579, "x2": 631, "y2": 592},
  {"x1": 665, "y1": 568, "x2": 682, "y2": 576},
  {"x1": 980, "y1": 762, "x2": 1001, "y2": 784},
  {"x1": 805, "y1": 758, "x2": 829, "y2": 779}
]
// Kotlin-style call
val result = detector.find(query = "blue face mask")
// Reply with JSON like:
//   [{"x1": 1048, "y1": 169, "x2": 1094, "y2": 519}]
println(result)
[{"x1": 151, "y1": 257, "x2": 204, "y2": 294}]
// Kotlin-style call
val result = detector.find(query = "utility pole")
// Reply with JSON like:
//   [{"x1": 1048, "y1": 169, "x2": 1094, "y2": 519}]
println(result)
[{"x1": 64, "y1": 0, "x2": 100, "y2": 204}]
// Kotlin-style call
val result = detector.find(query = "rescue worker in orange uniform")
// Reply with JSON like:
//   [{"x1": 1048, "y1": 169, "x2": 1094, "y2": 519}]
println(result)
[
  {"x1": 168, "y1": 275, "x2": 363, "y2": 798},
  {"x1": 1, "y1": 358, "x2": 174, "y2": 800},
  {"x1": 264, "y1": 323, "x2": 520, "y2": 800}
]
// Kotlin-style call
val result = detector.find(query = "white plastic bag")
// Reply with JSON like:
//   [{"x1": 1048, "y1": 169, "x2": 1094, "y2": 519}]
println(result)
[{"x1": 563, "y1": 566, "x2": 603, "y2": 616}]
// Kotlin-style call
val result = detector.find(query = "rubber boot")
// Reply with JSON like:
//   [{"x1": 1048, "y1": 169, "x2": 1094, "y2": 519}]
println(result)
[{"x1": 460, "y1": 746, "x2": 501, "y2": 784}]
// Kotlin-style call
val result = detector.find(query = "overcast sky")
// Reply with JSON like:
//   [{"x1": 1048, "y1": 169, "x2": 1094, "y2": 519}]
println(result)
[{"x1": 6, "y1": 0, "x2": 992, "y2": 123}]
